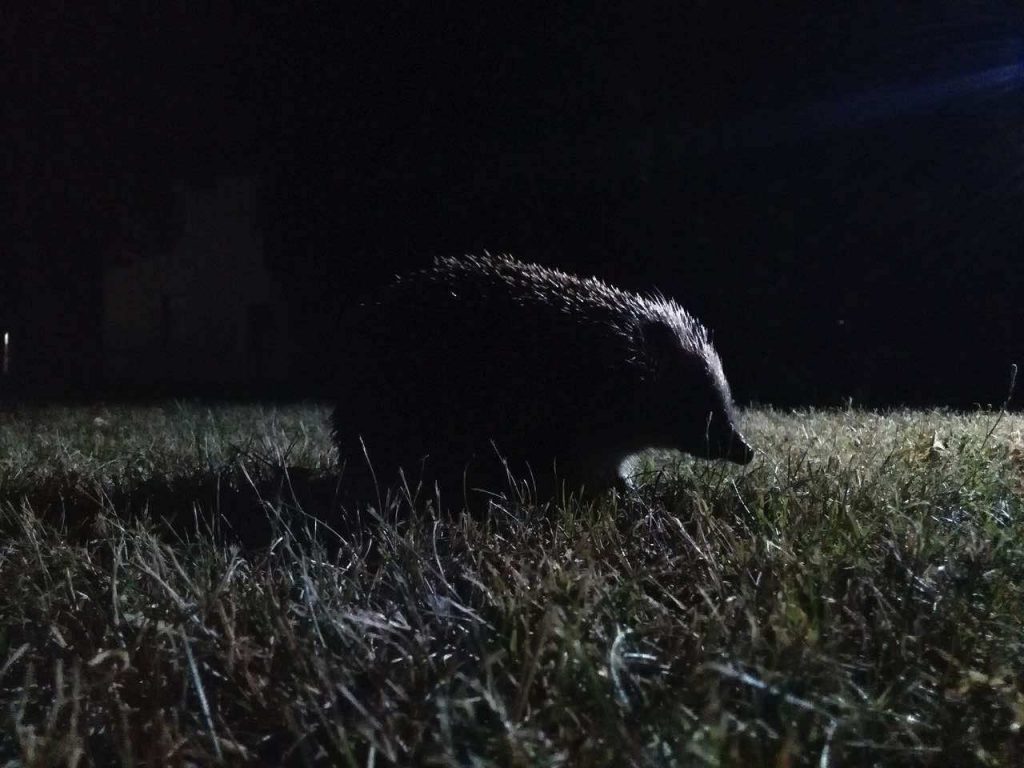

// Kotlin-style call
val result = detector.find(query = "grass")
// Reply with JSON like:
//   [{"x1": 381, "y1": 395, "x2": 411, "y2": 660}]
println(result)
[{"x1": 1, "y1": 402, "x2": 1022, "y2": 766}]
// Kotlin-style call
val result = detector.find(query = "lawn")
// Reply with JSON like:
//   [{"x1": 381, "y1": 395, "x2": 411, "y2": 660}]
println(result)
[{"x1": 1, "y1": 403, "x2": 1022, "y2": 766}]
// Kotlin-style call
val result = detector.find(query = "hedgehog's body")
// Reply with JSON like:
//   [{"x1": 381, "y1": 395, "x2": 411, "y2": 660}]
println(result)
[{"x1": 331, "y1": 255, "x2": 752, "y2": 509}]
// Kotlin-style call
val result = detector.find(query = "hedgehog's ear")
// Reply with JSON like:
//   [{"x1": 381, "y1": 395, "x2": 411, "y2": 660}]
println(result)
[{"x1": 639, "y1": 320, "x2": 679, "y2": 376}]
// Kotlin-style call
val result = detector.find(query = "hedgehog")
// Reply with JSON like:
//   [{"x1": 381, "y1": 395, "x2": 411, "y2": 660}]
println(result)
[{"x1": 331, "y1": 254, "x2": 753, "y2": 510}]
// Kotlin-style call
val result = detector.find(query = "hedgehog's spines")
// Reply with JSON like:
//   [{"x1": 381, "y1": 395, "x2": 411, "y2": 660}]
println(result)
[{"x1": 414, "y1": 253, "x2": 715, "y2": 369}]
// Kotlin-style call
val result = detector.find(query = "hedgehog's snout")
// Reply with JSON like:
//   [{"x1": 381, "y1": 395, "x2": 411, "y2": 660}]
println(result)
[
  {"x1": 700, "y1": 411, "x2": 754, "y2": 465},
  {"x1": 725, "y1": 431, "x2": 755, "y2": 465}
]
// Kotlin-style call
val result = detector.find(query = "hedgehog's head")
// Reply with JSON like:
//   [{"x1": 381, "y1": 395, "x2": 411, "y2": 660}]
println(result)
[{"x1": 636, "y1": 318, "x2": 754, "y2": 465}]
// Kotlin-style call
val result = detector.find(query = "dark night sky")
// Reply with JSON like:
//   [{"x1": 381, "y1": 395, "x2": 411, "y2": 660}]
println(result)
[{"x1": 3, "y1": 2, "x2": 1023, "y2": 405}]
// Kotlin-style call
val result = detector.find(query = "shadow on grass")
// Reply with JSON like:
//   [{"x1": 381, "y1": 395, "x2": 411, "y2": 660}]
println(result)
[
  {"x1": 0, "y1": 467, "x2": 362, "y2": 549},
  {"x1": 1, "y1": 447, "x2": 640, "y2": 553}
]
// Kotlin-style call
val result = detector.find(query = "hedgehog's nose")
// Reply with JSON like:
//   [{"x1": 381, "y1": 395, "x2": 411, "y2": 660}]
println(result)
[{"x1": 727, "y1": 434, "x2": 755, "y2": 465}]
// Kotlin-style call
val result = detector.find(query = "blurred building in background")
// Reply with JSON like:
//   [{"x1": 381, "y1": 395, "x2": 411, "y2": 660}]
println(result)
[{"x1": 102, "y1": 176, "x2": 289, "y2": 392}]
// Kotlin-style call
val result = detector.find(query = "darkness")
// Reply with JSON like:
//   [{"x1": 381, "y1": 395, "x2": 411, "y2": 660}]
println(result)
[{"x1": 3, "y1": 2, "x2": 1022, "y2": 406}]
